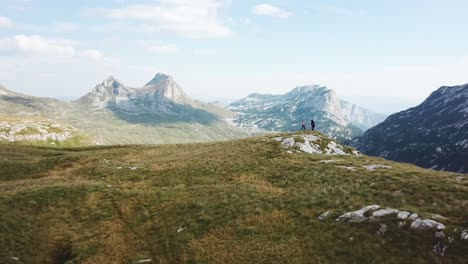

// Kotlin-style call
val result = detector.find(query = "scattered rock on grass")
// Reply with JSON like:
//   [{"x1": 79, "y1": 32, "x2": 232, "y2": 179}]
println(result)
[
  {"x1": 138, "y1": 259, "x2": 153, "y2": 263},
  {"x1": 336, "y1": 205, "x2": 380, "y2": 223},
  {"x1": 318, "y1": 211, "x2": 331, "y2": 221},
  {"x1": 397, "y1": 211, "x2": 411, "y2": 220},
  {"x1": 433, "y1": 241, "x2": 448, "y2": 256},
  {"x1": 177, "y1": 227, "x2": 185, "y2": 233},
  {"x1": 372, "y1": 208, "x2": 399, "y2": 217},
  {"x1": 319, "y1": 159, "x2": 342, "y2": 164},
  {"x1": 281, "y1": 138, "x2": 295, "y2": 148},
  {"x1": 461, "y1": 230, "x2": 468, "y2": 241},
  {"x1": 398, "y1": 221, "x2": 407, "y2": 229},
  {"x1": 377, "y1": 223, "x2": 387, "y2": 236},
  {"x1": 408, "y1": 213, "x2": 419, "y2": 221},
  {"x1": 364, "y1": 164, "x2": 392, "y2": 171},
  {"x1": 435, "y1": 231, "x2": 446, "y2": 240},
  {"x1": 410, "y1": 219, "x2": 445, "y2": 231},
  {"x1": 338, "y1": 166, "x2": 357, "y2": 171}
]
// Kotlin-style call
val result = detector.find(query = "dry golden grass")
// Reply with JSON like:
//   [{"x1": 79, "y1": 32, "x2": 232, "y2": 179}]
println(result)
[{"x1": 0, "y1": 132, "x2": 467, "y2": 263}]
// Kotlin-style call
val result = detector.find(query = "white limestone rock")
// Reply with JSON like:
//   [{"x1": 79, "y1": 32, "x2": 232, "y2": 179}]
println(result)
[
  {"x1": 296, "y1": 141, "x2": 322, "y2": 154},
  {"x1": 461, "y1": 230, "x2": 468, "y2": 241},
  {"x1": 338, "y1": 166, "x2": 357, "y2": 171},
  {"x1": 364, "y1": 164, "x2": 392, "y2": 171},
  {"x1": 372, "y1": 208, "x2": 399, "y2": 217},
  {"x1": 435, "y1": 231, "x2": 446, "y2": 240},
  {"x1": 377, "y1": 223, "x2": 388, "y2": 236},
  {"x1": 281, "y1": 138, "x2": 295, "y2": 148},
  {"x1": 410, "y1": 219, "x2": 445, "y2": 231},
  {"x1": 138, "y1": 259, "x2": 153, "y2": 263},
  {"x1": 318, "y1": 211, "x2": 331, "y2": 221},
  {"x1": 336, "y1": 205, "x2": 380, "y2": 223},
  {"x1": 408, "y1": 213, "x2": 420, "y2": 221},
  {"x1": 397, "y1": 211, "x2": 411, "y2": 220}
]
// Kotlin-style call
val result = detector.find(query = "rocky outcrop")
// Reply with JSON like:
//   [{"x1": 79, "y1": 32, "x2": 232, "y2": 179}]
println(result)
[
  {"x1": 336, "y1": 205, "x2": 380, "y2": 223},
  {"x1": 410, "y1": 219, "x2": 445, "y2": 231},
  {"x1": 273, "y1": 133, "x2": 360, "y2": 156},
  {"x1": 0, "y1": 119, "x2": 76, "y2": 143},
  {"x1": 333, "y1": 204, "x2": 458, "y2": 257}
]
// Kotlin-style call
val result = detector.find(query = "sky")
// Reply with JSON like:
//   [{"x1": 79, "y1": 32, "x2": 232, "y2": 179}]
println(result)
[{"x1": 1, "y1": 0, "x2": 468, "y2": 114}]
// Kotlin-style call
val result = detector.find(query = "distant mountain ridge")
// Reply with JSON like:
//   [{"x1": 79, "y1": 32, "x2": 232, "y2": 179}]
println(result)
[
  {"x1": 227, "y1": 85, "x2": 386, "y2": 140},
  {"x1": 352, "y1": 84, "x2": 468, "y2": 173},
  {"x1": 76, "y1": 73, "x2": 191, "y2": 110},
  {"x1": 0, "y1": 73, "x2": 247, "y2": 145}
]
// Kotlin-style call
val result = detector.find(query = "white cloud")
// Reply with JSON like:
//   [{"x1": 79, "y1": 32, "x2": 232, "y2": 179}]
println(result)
[
  {"x1": 81, "y1": 49, "x2": 104, "y2": 60},
  {"x1": 193, "y1": 49, "x2": 218, "y2": 56},
  {"x1": 0, "y1": 35, "x2": 106, "y2": 61},
  {"x1": 86, "y1": 0, "x2": 232, "y2": 38},
  {"x1": 253, "y1": 4, "x2": 292, "y2": 18},
  {"x1": 0, "y1": 16, "x2": 13, "y2": 27},
  {"x1": 3, "y1": 35, "x2": 76, "y2": 57}
]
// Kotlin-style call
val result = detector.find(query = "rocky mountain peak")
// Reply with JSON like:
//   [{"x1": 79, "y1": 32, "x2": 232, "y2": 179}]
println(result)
[
  {"x1": 143, "y1": 73, "x2": 187, "y2": 102},
  {"x1": 101, "y1": 75, "x2": 124, "y2": 89},
  {"x1": 289, "y1": 85, "x2": 328, "y2": 95},
  {"x1": 145, "y1": 73, "x2": 174, "y2": 87}
]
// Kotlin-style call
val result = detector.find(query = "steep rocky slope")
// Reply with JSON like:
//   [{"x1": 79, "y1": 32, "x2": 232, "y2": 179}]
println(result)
[
  {"x1": 0, "y1": 74, "x2": 247, "y2": 145},
  {"x1": 352, "y1": 84, "x2": 468, "y2": 173},
  {"x1": 227, "y1": 86, "x2": 386, "y2": 140}
]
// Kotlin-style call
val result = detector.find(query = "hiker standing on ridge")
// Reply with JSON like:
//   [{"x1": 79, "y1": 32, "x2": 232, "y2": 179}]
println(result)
[
  {"x1": 311, "y1": 119, "x2": 315, "y2": 131},
  {"x1": 300, "y1": 120, "x2": 306, "y2": 132}
]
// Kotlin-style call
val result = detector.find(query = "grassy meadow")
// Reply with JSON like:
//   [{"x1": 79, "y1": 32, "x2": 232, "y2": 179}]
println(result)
[{"x1": 0, "y1": 132, "x2": 467, "y2": 263}]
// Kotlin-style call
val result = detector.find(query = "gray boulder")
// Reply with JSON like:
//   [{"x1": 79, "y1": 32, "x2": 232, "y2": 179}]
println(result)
[
  {"x1": 372, "y1": 208, "x2": 399, "y2": 217},
  {"x1": 410, "y1": 219, "x2": 445, "y2": 231},
  {"x1": 461, "y1": 230, "x2": 468, "y2": 241},
  {"x1": 336, "y1": 205, "x2": 380, "y2": 223}
]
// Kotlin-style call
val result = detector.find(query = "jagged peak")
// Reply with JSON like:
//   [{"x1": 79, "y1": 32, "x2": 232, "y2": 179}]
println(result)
[
  {"x1": 145, "y1": 72, "x2": 174, "y2": 86},
  {"x1": 100, "y1": 75, "x2": 124, "y2": 88},
  {"x1": 289, "y1": 85, "x2": 329, "y2": 94}
]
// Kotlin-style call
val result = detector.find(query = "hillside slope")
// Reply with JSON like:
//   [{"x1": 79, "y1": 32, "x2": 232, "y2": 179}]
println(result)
[
  {"x1": 227, "y1": 86, "x2": 386, "y2": 141},
  {"x1": 1, "y1": 132, "x2": 467, "y2": 263},
  {"x1": 0, "y1": 75, "x2": 247, "y2": 145},
  {"x1": 352, "y1": 84, "x2": 468, "y2": 173}
]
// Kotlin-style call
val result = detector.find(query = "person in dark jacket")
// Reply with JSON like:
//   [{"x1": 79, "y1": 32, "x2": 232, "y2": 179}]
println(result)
[
  {"x1": 300, "y1": 120, "x2": 306, "y2": 132},
  {"x1": 311, "y1": 119, "x2": 315, "y2": 131}
]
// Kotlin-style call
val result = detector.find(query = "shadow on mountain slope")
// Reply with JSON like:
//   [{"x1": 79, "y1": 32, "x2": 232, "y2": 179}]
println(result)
[{"x1": 107, "y1": 101, "x2": 222, "y2": 126}]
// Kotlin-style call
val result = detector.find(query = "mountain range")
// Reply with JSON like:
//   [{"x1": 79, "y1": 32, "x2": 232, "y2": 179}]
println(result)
[
  {"x1": 227, "y1": 85, "x2": 386, "y2": 140},
  {"x1": 0, "y1": 74, "x2": 247, "y2": 145},
  {"x1": 352, "y1": 84, "x2": 468, "y2": 173},
  {"x1": 1, "y1": 76, "x2": 387, "y2": 145}
]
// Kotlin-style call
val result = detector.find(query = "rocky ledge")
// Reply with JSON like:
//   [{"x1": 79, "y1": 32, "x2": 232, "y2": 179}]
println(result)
[{"x1": 271, "y1": 133, "x2": 360, "y2": 156}]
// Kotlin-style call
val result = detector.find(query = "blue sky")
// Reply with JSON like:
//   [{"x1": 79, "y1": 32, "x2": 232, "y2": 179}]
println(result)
[{"x1": 1, "y1": 0, "x2": 468, "y2": 113}]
